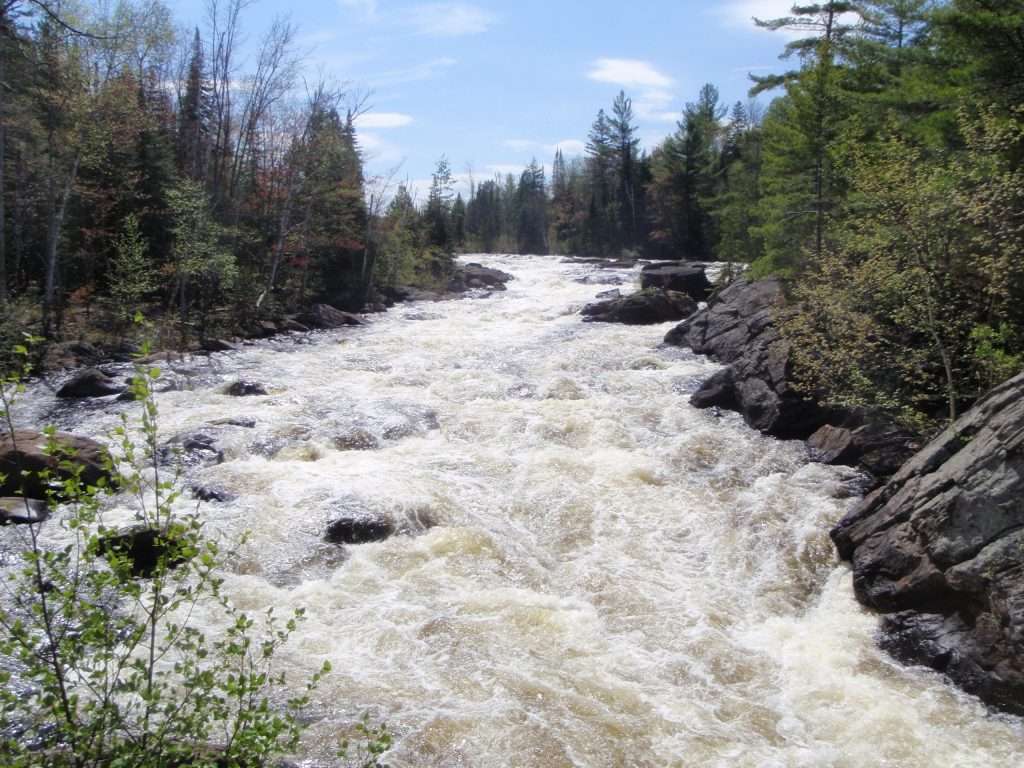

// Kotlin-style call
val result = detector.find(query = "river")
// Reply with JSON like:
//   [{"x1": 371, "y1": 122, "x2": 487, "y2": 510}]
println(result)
[{"x1": 9, "y1": 255, "x2": 1024, "y2": 767}]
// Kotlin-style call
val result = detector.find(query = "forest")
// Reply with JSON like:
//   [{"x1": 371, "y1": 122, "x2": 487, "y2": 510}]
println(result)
[{"x1": 1, "y1": 0, "x2": 1023, "y2": 430}]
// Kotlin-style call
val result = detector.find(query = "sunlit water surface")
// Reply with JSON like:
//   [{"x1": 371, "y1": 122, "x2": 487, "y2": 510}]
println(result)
[{"x1": 9, "y1": 255, "x2": 1023, "y2": 767}]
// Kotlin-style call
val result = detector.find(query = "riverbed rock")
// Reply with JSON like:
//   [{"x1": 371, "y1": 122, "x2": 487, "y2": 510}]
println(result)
[
  {"x1": 582, "y1": 289, "x2": 698, "y2": 326},
  {"x1": 300, "y1": 303, "x2": 364, "y2": 329},
  {"x1": 202, "y1": 338, "x2": 239, "y2": 353},
  {"x1": 449, "y1": 263, "x2": 513, "y2": 293},
  {"x1": 640, "y1": 263, "x2": 712, "y2": 300},
  {"x1": 57, "y1": 368, "x2": 126, "y2": 399},
  {"x1": 158, "y1": 432, "x2": 224, "y2": 468},
  {"x1": 0, "y1": 431, "x2": 112, "y2": 499},
  {"x1": 324, "y1": 513, "x2": 396, "y2": 545},
  {"x1": 0, "y1": 497, "x2": 49, "y2": 525},
  {"x1": 831, "y1": 371, "x2": 1024, "y2": 714},
  {"x1": 191, "y1": 484, "x2": 237, "y2": 503},
  {"x1": 225, "y1": 381, "x2": 268, "y2": 397}
]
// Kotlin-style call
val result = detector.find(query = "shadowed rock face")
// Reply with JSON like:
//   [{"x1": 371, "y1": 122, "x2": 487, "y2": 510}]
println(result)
[
  {"x1": 640, "y1": 263, "x2": 712, "y2": 301},
  {"x1": 582, "y1": 289, "x2": 698, "y2": 326},
  {"x1": 832, "y1": 372, "x2": 1024, "y2": 714},
  {"x1": 57, "y1": 368, "x2": 126, "y2": 399},
  {"x1": 664, "y1": 279, "x2": 832, "y2": 439}
]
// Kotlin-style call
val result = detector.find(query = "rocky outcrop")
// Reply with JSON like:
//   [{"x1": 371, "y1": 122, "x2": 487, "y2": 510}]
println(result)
[
  {"x1": 582, "y1": 289, "x2": 698, "y2": 326},
  {"x1": 225, "y1": 381, "x2": 267, "y2": 397},
  {"x1": 42, "y1": 341, "x2": 104, "y2": 371},
  {"x1": 449, "y1": 263, "x2": 513, "y2": 293},
  {"x1": 640, "y1": 263, "x2": 712, "y2": 301},
  {"x1": 57, "y1": 368, "x2": 126, "y2": 399},
  {"x1": 665, "y1": 279, "x2": 832, "y2": 439},
  {"x1": 300, "y1": 303, "x2": 364, "y2": 330},
  {"x1": 808, "y1": 417, "x2": 921, "y2": 479},
  {"x1": 0, "y1": 431, "x2": 112, "y2": 500},
  {"x1": 831, "y1": 372, "x2": 1024, "y2": 714}
]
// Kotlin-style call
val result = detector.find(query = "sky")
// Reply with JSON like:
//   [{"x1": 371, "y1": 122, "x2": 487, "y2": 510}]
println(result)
[{"x1": 170, "y1": 0, "x2": 801, "y2": 200}]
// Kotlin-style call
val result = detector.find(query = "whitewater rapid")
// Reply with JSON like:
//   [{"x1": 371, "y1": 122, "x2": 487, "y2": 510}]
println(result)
[{"x1": 10, "y1": 255, "x2": 1024, "y2": 766}]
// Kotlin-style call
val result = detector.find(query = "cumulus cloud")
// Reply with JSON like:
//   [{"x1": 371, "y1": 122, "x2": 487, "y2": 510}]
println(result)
[
  {"x1": 407, "y1": 2, "x2": 496, "y2": 37},
  {"x1": 587, "y1": 58, "x2": 673, "y2": 89},
  {"x1": 356, "y1": 112, "x2": 415, "y2": 129}
]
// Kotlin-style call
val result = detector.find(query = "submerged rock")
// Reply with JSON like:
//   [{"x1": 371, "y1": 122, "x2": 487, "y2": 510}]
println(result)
[
  {"x1": 831, "y1": 372, "x2": 1024, "y2": 714},
  {"x1": 582, "y1": 289, "x2": 698, "y2": 325},
  {"x1": 0, "y1": 431, "x2": 112, "y2": 500},
  {"x1": 191, "y1": 484, "x2": 237, "y2": 503},
  {"x1": 158, "y1": 432, "x2": 224, "y2": 468},
  {"x1": 57, "y1": 368, "x2": 126, "y2": 399},
  {"x1": 640, "y1": 263, "x2": 712, "y2": 300},
  {"x1": 324, "y1": 514, "x2": 396, "y2": 545}
]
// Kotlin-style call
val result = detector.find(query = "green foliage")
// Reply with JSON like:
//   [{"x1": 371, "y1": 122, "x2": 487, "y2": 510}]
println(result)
[
  {"x1": 971, "y1": 325, "x2": 1024, "y2": 393},
  {"x1": 109, "y1": 214, "x2": 157, "y2": 324},
  {"x1": 0, "y1": 343, "x2": 333, "y2": 767}
]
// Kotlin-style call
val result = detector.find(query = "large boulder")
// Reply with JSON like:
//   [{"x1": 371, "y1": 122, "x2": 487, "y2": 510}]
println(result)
[
  {"x1": 831, "y1": 372, "x2": 1024, "y2": 714},
  {"x1": 300, "y1": 304, "x2": 363, "y2": 330},
  {"x1": 0, "y1": 431, "x2": 112, "y2": 499},
  {"x1": 57, "y1": 368, "x2": 126, "y2": 399},
  {"x1": 808, "y1": 417, "x2": 921, "y2": 480},
  {"x1": 640, "y1": 263, "x2": 712, "y2": 300},
  {"x1": 666, "y1": 279, "x2": 831, "y2": 439},
  {"x1": 449, "y1": 263, "x2": 513, "y2": 293},
  {"x1": 582, "y1": 289, "x2": 698, "y2": 326}
]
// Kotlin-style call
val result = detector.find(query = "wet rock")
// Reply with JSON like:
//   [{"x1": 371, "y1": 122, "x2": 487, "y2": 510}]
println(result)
[
  {"x1": 57, "y1": 368, "x2": 126, "y2": 399},
  {"x1": 807, "y1": 417, "x2": 921, "y2": 481},
  {"x1": 159, "y1": 432, "x2": 224, "y2": 468},
  {"x1": 449, "y1": 263, "x2": 513, "y2": 293},
  {"x1": 256, "y1": 320, "x2": 279, "y2": 337},
  {"x1": 381, "y1": 404, "x2": 441, "y2": 441},
  {"x1": 640, "y1": 263, "x2": 713, "y2": 300},
  {"x1": 202, "y1": 338, "x2": 239, "y2": 353},
  {"x1": 191, "y1": 484, "x2": 237, "y2": 503},
  {"x1": 582, "y1": 289, "x2": 698, "y2": 325},
  {"x1": 0, "y1": 497, "x2": 49, "y2": 525},
  {"x1": 666, "y1": 279, "x2": 833, "y2": 439},
  {"x1": 831, "y1": 372, "x2": 1024, "y2": 714},
  {"x1": 595, "y1": 288, "x2": 622, "y2": 300},
  {"x1": 575, "y1": 273, "x2": 628, "y2": 286},
  {"x1": 324, "y1": 514, "x2": 396, "y2": 545},
  {"x1": 385, "y1": 285, "x2": 444, "y2": 304},
  {"x1": 333, "y1": 428, "x2": 381, "y2": 451},
  {"x1": 98, "y1": 526, "x2": 187, "y2": 578},
  {"x1": 279, "y1": 318, "x2": 310, "y2": 333},
  {"x1": 225, "y1": 381, "x2": 268, "y2": 397},
  {"x1": 0, "y1": 431, "x2": 112, "y2": 500},
  {"x1": 300, "y1": 304, "x2": 363, "y2": 329}
]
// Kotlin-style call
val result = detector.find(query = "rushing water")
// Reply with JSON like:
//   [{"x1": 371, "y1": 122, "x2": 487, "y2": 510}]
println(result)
[{"x1": 8, "y1": 255, "x2": 1024, "y2": 767}]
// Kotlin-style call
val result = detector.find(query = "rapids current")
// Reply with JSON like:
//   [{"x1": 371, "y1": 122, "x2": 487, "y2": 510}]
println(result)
[{"x1": 7, "y1": 255, "x2": 1024, "y2": 767}]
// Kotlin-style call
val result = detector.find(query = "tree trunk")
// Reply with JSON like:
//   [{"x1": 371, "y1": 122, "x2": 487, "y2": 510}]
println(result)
[
  {"x1": 42, "y1": 155, "x2": 79, "y2": 338},
  {"x1": 0, "y1": 28, "x2": 7, "y2": 308}
]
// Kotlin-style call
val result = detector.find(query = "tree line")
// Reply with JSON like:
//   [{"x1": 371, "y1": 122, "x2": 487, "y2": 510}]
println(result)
[
  {"x1": 0, "y1": 0, "x2": 465, "y2": 354},
  {"x1": 454, "y1": 0, "x2": 1024, "y2": 431}
]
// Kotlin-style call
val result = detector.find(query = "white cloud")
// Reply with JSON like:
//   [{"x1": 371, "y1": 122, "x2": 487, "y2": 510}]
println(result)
[
  {"x1": 358, "y1": 131, "x2": 404, "y2": 164},
  {"x1": 587, "y1": 58, "x2": 673, "y2": 89},
  {"x1": 634, "y1": 89, "x2": 679, "y2": 124},
  {"x1": 548, "y1": 139, "x2": 585, "y2": 157},
  {"x1": 366, "y1": 56, "x2": 458, "y2": 87},
  {"x1": 338, "y1": 0, "x2": 379, "y2": 19},
  {"x1": 356, "y1": 112, "x2": 414, "y2": 129},
  {"x1": 715, "y1": 1, "x2": 859, "y2": 39},
  {"x1": 407, "y1": 3, "x2": 496, "y2": 37}
]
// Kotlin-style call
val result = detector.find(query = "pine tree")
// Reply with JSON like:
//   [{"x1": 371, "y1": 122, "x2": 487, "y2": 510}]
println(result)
[{"x1": 177, "y1": 28, "x2": 211, "y2": 181}]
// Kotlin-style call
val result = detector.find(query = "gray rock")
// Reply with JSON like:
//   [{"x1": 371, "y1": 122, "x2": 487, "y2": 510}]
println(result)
[
  {"x1": 808, "y1": 418, "x2": 921, "y2": 480},
  {"x1": 0, "y1": 497, "x2": 49, "y2": 525},
  {"x1": 831, "y1": 372, "x2": 1024, "y2": 714},
  {"x1": 225, "y1": 381, "x2": 268, "y2": 397},
  {"x1": 158, "y1": 432, "x2": 224, "y2": 469},
  {"x1": 0, "y1": 431, "x2": 113, "y2": 500},
  {"x1": 666, "y1": 279, "x2": 832, "y2": 439},
  {"x1": 324, "y1": 514, "x2": 395, "y2": 545},
  {"x1": 449, "y1": 263, "x2": 513, "y2": 293},
  {"x1": 191, "y1": 484, "x2": 237, "y2": 503},
  {"x1": 640, "y1": 263, "x2": 712, "y2": 300},
  {"x1": 581, "y1": 289, "x2": 698, "y2": 326},
  {"x1": 57, "y1": 368, "x2": 126, "y2": 399},
  {"x1": 300, "y1": 304, "x2": 364, "y2": 329}
]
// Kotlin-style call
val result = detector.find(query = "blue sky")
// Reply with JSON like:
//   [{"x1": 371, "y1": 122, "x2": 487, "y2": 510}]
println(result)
[{"x1": 171, "y1": 0, "x2": 799, "y2": 199}]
